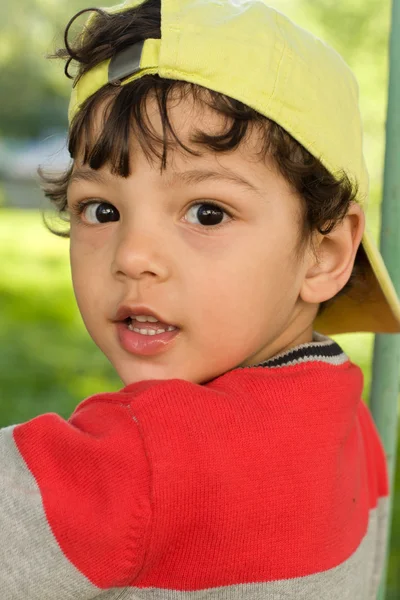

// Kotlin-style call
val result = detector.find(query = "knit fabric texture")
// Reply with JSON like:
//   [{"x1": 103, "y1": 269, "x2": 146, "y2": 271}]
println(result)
[{"x1": 0, "y1": 332, "x2": 389, "y2": 599}]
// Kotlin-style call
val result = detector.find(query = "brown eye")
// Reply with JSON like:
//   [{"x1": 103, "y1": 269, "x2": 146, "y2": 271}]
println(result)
[
  {"x1": 83, "y1": 202, "x2": 120, "y2": 224},
  {"x1": 185, "y1": 202, "x2": 230, "y2": 227}
]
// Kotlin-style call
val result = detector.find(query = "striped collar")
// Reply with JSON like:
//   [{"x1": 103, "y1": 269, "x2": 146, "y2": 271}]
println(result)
[{"x1": 243, "y1": 332, "x2": 348, "y2": 369}]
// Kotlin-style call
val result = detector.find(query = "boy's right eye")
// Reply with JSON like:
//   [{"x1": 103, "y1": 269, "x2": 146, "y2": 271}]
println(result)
[{"x1": 73, "y1": 200, "x2": 120, "y2": 224}]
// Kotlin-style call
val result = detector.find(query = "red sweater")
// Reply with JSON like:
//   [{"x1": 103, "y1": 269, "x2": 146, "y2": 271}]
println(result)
[{"x1": 0, "y1": 333, "x2": 389, "y2": 599}]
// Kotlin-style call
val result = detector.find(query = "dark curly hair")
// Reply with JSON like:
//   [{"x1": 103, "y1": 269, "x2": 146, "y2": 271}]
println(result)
[{"x1": 40, "y1": 0, "x2": 369, "y2": 318}]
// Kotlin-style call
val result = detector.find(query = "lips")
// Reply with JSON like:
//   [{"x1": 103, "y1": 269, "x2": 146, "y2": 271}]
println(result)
[{"x1": 116, "y1": 321, "x2": 180, "y2": 356}]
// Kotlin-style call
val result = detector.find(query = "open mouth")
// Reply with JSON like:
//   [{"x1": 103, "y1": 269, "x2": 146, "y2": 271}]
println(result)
[{"x1": 124, "y1": 317, "x2": 178, "y2": 336}]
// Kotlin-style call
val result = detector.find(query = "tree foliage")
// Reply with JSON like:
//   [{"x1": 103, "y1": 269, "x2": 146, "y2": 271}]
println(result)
[{"x1": 0, "y1": 0, "x2": 98, "y2": 137}]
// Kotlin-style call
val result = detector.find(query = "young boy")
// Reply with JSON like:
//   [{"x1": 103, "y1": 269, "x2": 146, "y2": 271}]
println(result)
[{"x1": 2, "y1": 0, "x2": 400, "y2": 597}]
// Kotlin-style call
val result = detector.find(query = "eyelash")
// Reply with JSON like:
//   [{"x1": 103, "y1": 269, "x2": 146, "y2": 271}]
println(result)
[{"x1": 69, "y1": 199, "x2": 234, "y2": 231}]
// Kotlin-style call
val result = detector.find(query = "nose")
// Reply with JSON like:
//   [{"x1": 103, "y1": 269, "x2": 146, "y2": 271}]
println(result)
[{"x1": 111, "y1": 220, "x2": 169, "y2": 283}]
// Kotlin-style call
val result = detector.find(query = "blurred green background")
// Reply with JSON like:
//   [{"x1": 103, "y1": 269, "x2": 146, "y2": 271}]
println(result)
[{"x1": 0, "y1": 0, "x2": 399, "y2": 596}]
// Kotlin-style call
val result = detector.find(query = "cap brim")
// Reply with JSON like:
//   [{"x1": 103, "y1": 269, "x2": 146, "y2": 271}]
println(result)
[{"x1": 314, "y1": 227, "x2": 400, "y2": 335}]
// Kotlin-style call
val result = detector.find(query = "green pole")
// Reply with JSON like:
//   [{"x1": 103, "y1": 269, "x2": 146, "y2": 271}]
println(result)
[{"x1": 369, "y1": 1, "x2": 400, "y2": 599}]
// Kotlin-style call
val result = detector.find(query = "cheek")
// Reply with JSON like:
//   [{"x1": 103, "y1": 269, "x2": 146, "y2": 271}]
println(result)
[
  {"x1": 69, "y1": 241, "x2": 98, "y2": 315},
  {"x1": 231, "y1": 240, "x2": 299, "y2": 309},
  {"x1": 70, "y1": 244, "x2": 85, "y2": 293},
  {"x1": 69, "y1": 230, "x2": 102, "y2": 280}
]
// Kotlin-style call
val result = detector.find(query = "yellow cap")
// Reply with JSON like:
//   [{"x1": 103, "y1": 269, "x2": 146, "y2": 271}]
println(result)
[{"x1": 68, "y1": 0, "x2": 400, "y2": 335}]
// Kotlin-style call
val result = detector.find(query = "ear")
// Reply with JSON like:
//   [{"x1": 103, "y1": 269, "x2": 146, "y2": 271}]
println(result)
[{"x1": 300, "y1": 202, "x2": 366, "y2": 305}]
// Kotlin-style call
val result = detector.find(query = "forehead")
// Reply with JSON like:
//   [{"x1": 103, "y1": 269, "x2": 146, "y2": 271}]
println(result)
[
  {"x1": 72, "y1": 88, "x2": 290, "y2": 196},
  {"x1": 78, "y1": 88, "x2": 265, "y2": 158}
]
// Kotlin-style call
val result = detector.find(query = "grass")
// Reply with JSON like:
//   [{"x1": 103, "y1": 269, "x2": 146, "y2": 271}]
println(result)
[{"x1": 1, "y1": 207, "x2": 399, "y2": 596}]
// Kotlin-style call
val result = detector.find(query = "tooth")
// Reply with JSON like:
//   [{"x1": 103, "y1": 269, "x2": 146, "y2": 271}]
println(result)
[
  {"x1": 128, "y1": 322, "x2": 176, "y2": 335},
  {"x1": 134, "y1": 315, "x2": 159, "y2": 323},
  {"x1": 131, "y1": 327, "x2": 168, "y2": 335}
]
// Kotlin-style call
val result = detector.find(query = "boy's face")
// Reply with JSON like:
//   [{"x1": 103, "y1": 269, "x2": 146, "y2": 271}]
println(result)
[{"x1": 67, "y1": 94, "x2": 317, "y2": 386}]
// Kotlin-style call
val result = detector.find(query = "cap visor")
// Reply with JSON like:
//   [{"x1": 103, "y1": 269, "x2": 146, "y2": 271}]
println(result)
[{"x1": 314, "y1": 227, "x2": 400, "y2": 335}]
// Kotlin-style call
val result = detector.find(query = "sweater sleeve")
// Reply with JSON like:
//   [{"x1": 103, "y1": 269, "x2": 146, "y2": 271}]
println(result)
[{"x1": 0, "y1": 393, "x2": 152, "y2": 599}]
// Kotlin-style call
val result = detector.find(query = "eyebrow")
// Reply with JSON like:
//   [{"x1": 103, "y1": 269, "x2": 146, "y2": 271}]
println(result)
[
  {"x1": 169, "y1": 169, "x2": 263, "y2": 195},
  {"x1": 68, "y1": 167, "x2": 263, "y2": 196},
  {"x1": 69, "y1": 170, "x2": 108, "y2": 186}
]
